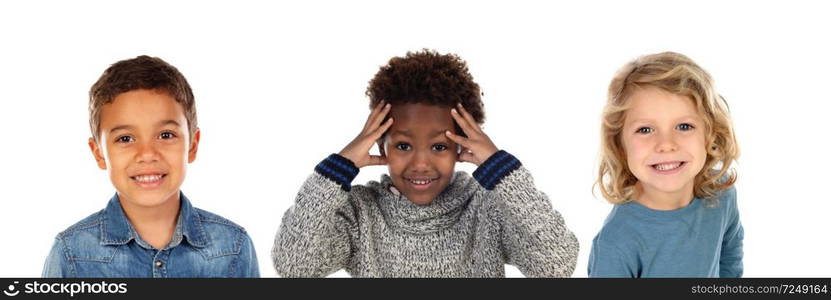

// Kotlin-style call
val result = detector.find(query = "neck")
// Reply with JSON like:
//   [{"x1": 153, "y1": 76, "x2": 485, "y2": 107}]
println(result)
[
  {"x1": 118, "y1": 192, "x2": 181, "y2": 250},
  {"x1": 633, "y1": 182, "x2": 694, "y2": 210}
]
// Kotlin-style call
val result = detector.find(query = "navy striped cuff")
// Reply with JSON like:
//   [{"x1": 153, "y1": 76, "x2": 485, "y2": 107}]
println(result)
[
  {"x1": 314, "y1": 154, "x2": 360, "y2": 191},
  {"x1": 472, "y1": 150, "x2": 521, "y2": 190}
]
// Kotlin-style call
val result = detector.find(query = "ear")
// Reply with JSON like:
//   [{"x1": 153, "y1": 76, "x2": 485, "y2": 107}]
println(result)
[
  {"x1": 188, "y1": 128, "x2": 201, "y2": 163},
  {"x1": 88, "y1": 137, "x2": 107, "y2": 170}
]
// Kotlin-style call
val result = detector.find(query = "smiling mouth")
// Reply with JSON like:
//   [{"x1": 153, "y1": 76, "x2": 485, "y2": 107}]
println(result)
[
  {"x1": 408, "y1": 178, "x2": 434, "y2": 185},
  {"x1": 130, "y1": 173, "x2": 167, "y2": 188},
  {"x1": 131, "y1": 174, "x2": 166, "y2": 182},
  {"x1": 650, "y1": 161, "x2": 685, "y2": 172},
  {"x1": 404, "y1": 177, "x2": 439, "y2": 190}
]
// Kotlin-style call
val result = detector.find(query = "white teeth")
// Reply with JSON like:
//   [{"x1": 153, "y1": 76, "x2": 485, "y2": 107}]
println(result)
[
  {"x1": 654, "y1": 162, "x2": 682, "y2": 171},
  {"x1": 408, "y1": 179, "x2": 433, "y2": 185},
  {"x1": 133, "y1": 174, "x2": 163, "y2": 182}
]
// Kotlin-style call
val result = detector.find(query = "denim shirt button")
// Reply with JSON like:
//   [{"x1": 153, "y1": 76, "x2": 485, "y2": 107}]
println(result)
[{"x1": 155, "y1": 261, "x2": 164, "y2": 268}]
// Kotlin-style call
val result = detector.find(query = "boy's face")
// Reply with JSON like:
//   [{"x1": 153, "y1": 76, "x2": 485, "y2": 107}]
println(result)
[
  {"x1": 89, "y1": 89, "x2": 199, "y2": 210},
  {"x1": 621, "y1": 86, "x2": 707, "y2": 202},
  {"x1": 381, "y1": 103, "x2": 458, "y2": 205}
]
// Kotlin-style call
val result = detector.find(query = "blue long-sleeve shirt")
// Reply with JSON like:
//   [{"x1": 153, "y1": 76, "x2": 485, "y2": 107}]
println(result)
[{"x1": 588, "y1": 186, "x2": 743, "y2": 277}]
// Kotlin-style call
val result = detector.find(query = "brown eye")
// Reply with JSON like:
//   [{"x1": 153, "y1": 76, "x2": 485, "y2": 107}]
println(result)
[
  {"x1": 159, "y1": 131, "x2": 177, "y2": 139},
  {"x1": 636, "y1": 127, "x2": 653, "y2": 134},
  {"x1": 396, "y1": 143, "x2": 412, "y2": 151},
  {"x1": 116, "y1": 135, "x2": 134, "y2": 143},
  {"x1": 432, "y1": 144, "x2": 448, "y2": 151}
]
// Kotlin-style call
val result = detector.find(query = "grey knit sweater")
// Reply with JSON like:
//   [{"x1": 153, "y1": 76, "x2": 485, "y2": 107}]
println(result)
[{"x1": 272, "y1": 151, "x2": 579, "y2": 277}]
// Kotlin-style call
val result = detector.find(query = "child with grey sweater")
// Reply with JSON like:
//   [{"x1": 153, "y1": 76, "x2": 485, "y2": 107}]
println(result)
[{"x1": 272, "y1": 50, "x2": 578, "y2": 277}]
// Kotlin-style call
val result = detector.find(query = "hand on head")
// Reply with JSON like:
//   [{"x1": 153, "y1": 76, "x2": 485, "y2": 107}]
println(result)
[
  {"x1": 338, "y1": 101, "x2": 394, "y2": 168},
  {"x1": 445, "y1": 103, "x2": 499, "y2": 166}
]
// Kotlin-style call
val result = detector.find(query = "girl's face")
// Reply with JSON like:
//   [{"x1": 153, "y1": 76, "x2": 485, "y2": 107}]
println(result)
[
  {"x1": 382, "y1": 103, "x2": 459, "y2": 205},
  {"x1": 621, "y1": 86, "x2": 707, "y2": 204}
]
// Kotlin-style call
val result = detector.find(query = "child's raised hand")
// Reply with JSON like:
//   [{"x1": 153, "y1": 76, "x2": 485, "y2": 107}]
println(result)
[
  {"x1": 445, "y1": 103, "x2": 499, "y2": 166},
  {"x1": 338, "y1": 101, "x2": 394, "y2": 168}
]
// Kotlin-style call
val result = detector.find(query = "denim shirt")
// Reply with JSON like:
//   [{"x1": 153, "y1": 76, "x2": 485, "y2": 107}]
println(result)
[{"x1": 42, "y1": 192, "x2": 259, "y2": 277}]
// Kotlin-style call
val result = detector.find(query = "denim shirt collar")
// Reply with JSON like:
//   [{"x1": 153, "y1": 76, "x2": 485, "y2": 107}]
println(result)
[{"x1": 100, "y1": 192, "x2": 209, "y2": 248}]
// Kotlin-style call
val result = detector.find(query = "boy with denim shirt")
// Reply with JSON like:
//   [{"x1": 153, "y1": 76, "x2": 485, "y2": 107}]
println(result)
[{"x1": 42, "y1": 56, "x2": 259, "y2": 277}]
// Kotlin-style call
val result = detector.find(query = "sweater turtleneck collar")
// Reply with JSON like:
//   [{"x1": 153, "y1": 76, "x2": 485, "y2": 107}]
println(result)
[{"x1": 367, "y1": 171, "x2": 479, "y2": 235}]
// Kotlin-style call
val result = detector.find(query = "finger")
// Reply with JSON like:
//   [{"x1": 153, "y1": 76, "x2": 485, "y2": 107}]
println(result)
[
  {"x1": 353, "y1": 118, "x2": 392, "y2": 157},
  {"x1": 367, "y1": 103, "x2": 392, "y2": 134},
  {"x1": 363, "y1": 101, "x2": 385, "y2": 131},
  {"x1": 363, "y1": 100, "x2": 385, "y2": 131},
  {"x1": 450, "y1": 108, "x2": 477, "y2": 137},
  {"x1": 445, "y1": 130, "x2": 471, "y2": 148},
  {"x1": 456, "y1": 103, "x2": 482, "y2": 134},
  {"x1": 458, "y1": 151, "x2": 477, "y2": 164},
  {"x1": 369, "y1": 117, "x2": 394, "y2": 140},
  {"x1": 457, "y1": 146, "x2": 470, "y2": 162},
  {"x1": 459, "y1": 146, "x2": 470, "y2": 154},
  {"x1": 365, "y1": 155, "x2": 388, "y2": 166}
]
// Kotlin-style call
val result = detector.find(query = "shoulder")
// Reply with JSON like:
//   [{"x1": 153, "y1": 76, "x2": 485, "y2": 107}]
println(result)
[
  {"x1": 51, "y1": 210, "x2": 117, "y2": 263},
  {"x1": 715, "y1": 185, "x2": 740, "y2": 219},
  {"x1": 55, "y1": 209, "x2": 105, "y2": 241},
  {"x1": 307, "y1": 171, "x2": 381, "y2": 205},
  {"x1": 711, "y1": 183, "x2": 737, "y2": 201},
  {"x1": 193, "y1": 207, "x2": 249, "y2": 236},
  {"x1": 350, "y1": 183, "x2": 382, "y2": 202},
  {"x1": 710, "y1": 185, "x2": 738, "y2": 212},
  {"x1": 590, "y1": 207, "x2": 640, "y2": 265},
  {"x1": 593, "y1": 204, "x2": 640, "y2": 247},
  {"x1": 720, "y1": 185, "x2": 737, "y2": 203},
  {"x1": 347, "y1": 176, "x2": 388, "y2": 207},
  {"x1": 590, "y1": 205, "x2": 644, "y2": 271},
  {"x1": 190, "y1": 207, "x2": 256, "y2": 259}
]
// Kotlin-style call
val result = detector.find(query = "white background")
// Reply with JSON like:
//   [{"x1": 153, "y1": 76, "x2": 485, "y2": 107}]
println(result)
[{"x1": 1, "y1": 0, "x2": 829, "y2": 277}]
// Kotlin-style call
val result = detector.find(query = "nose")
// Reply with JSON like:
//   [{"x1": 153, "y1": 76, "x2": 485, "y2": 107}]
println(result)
[
  {"x1": 410, "y1": 149, "x2": 432, "y2": 171},
  {"x1": 654, "y1": 132, "x2": 679, "y2": 153},
  {"x1": 135, "y1": 140, "x2": 161, "y2": 163}
]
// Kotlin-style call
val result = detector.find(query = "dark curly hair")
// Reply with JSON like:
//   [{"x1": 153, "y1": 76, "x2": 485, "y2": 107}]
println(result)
[{"x1": 366, "y1": 49, "x2": 485, "y2": 128}]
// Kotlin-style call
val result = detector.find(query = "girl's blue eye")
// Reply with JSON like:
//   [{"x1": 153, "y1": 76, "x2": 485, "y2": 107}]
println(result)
[
  {"x1": 116, "y1": 136, "x2": 134, "y2": 143},
  {"x1": 677, "y1": 123, "x2": 694, "y2": 131},
  {"x1": 159, "y1": 131, "x2": 177, "y2": 139},
  {"x1": 636, "y1": 127, "x2": 653, "y2": 134},
  {"x1": 432, "y1": 144, "x2": 448, "y2": 151},
  {"x1": 396, "y1": 143, "x2": 412, "y2": 151}
]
